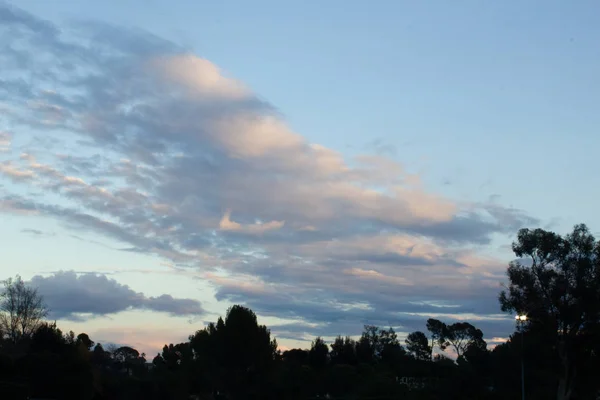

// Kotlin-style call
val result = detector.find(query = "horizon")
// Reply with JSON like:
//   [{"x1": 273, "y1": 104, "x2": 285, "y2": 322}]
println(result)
[{"x1": 1, "y1": 0, "x2": 599, "y2": 357}]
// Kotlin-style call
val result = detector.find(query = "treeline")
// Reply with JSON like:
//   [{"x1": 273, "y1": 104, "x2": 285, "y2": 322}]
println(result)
[
  {"x1": 1, "y1": 224, "x2": 600, "y2": 399},
  {"x1": 0, "y1": 302, "x2": 503, "y2": 399}
]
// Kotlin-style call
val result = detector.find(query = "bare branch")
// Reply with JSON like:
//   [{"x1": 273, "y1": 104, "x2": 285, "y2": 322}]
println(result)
[{"x1": 0, "y1": 275, "x2": 49, "y2": 342}]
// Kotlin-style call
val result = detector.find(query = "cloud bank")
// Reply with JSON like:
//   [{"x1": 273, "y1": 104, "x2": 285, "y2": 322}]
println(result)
[
  {"x1": 29, "y1": 271, "x2": 204, "y2": 320},
  {"x1": 0, "y1": 3, "x2": 536, "y2": 340}
]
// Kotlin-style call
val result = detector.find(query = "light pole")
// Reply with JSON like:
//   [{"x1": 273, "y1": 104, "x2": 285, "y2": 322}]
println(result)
[{"x1": 515, "y1": 315, "x2": 527, "y2": 400}]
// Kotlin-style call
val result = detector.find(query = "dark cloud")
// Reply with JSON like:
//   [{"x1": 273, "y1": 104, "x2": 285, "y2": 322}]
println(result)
[
  {"x1": 21, "y1": 228, "x2": 46, "y2": 236},
  {"x1": 212, "y1": 277, "x2": 507, "y2": 336},
  {"x1": 0, "y1": 3, "x2": 534, "y2": 342},
  {"x1": 0, "y1": 2, "x2": 58, "y2": 36},
  {"x1": 30, "y1": 271, "x2": 204, "y2": 320}
]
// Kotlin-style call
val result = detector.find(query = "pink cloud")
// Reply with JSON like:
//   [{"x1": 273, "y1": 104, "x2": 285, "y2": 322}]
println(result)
[{"x1": 219, "y1": 209, "x2": 285, "y2": 234}]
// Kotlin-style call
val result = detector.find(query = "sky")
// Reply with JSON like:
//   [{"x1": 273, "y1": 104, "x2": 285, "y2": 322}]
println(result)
[{"x1": 1, "y1": 0, "x2": 599, "y2": 356}]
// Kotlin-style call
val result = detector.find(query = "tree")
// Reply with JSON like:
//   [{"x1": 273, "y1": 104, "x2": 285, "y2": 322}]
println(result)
[
  {"x1": 162, "y1": 342, "x2": 192, "y2": 369},
  {"x1": 405, "y1": 331, "x2": 431, "y2": 361},
  {"x1": 426, "y1": 318, "x2": 448, "y2": 360},
  {"x1": 76, "y1": 333, "x2": 94, "y2": 350},
  {"x1": 189, "y1": 305, "x2": 278, "y2": 398},
  {"x1": 377, "y1": 327, "x2": 405, "y2": 365},
  {"x1": 30, "y1": 321, "x2": 65, "y2": 353},
  {"x1": 445, "y1": 322, "x2": 486, "y2": 359},
  {"x1": 355, "y1": 325, "x2": 403, "y2": 364},
  {"x1": 356, "y1": 334, "x2": 375, "y2": 364},
  {"x1": 308, "y1": 336, "x2": 328, "y2": 369},
  {"x1": 152, "y1": 353, "x2": 165, "y2": 367},
  {"x1": 329, "y1": 336, "x2": 357, "y2": 365},
  {"x1": 91, "y1": 343, "x2": 108, "y2": 366},
  {"x1": 0, "y1": 275, "x2": 48, "y2": 343},
  {"x1": 221, "y1": 305, "x2": 278, "y2": 373},
  {"x1": 499, "y1": 224, "x2": 600, "y2": 400},
  {"x1": 113, "y1": 346, "x2": 140, "y2": 375},
  {"x1": 282, "y1": 348, "x2": 309, "y2": 366}
]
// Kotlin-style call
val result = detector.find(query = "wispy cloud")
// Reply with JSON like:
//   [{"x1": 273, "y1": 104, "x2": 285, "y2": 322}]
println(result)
[
  {"x1": 0, "y1": 3, "x2": 537, "y2": 340},
  {"x1": 21, "y1": 228, "x2": 55, "y2": 237},
  {"x1": 0, "y1": 132, "x2": 11, "y2": 152}
]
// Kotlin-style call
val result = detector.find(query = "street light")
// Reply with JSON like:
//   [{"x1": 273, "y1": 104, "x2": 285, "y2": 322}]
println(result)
[{"x1": 515, "y1": 315, "x2": 527, "y2": 400}]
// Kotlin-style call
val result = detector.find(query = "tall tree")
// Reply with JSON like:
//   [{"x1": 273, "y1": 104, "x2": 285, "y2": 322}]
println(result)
[
  {"x1": 355, "y1": 325, "x2": 403, "y2": 364},
  {"x1": 113, "y1": 346, "x2": 141, "y2": 375},
  {"x1": 405, "y1": 331, "x2": 432, "y2": 361},
  {"x1": 76, "y1": 333, "x2": 94, "y2": 350},
  {"x1": 282, "y1": 348, "x2": 309, "y2": 366},
  {"x1": 162, "y1": 342, "x2": 192, "y2": 369},
  {"x1": 445, "y1": 322, "x2": 486, "y2": 359},
  {"x1": 329, "y1": 336, "x2": 357, "y2": 365},
  {"x1": 308, "y1": 336, "x2": 328, "y2": 369},
  {"x1": 426, "y1": 318, "x2": 448, "y2": 360},
  {"x1": 499, "y1": 224, "x2": 600, "y2": 400},
  {"x1": 0, "y1": 275, "x2": 48, "y2": 343},
  {"x1": 91, "y1": 343, "x2": 108, "y2": 366},
  {"x1": 30, "y1": 321, "x2": 65, "y2": 353},
  {"x1": 377, "y1": 327, "x2": 404, "y2": 365},
  {"x1": 189, "y1": 305, "x2": 278, "y2": 398}
]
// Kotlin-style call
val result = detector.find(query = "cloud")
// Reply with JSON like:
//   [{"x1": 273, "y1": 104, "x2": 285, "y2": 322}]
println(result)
[
  {"x1": 0, "y1": 132, "x2": 11, "y2": 152},
  {"x1": 20, "y1": 228, "x2": 55, "y2": 237},
  {"x1": 30, "y1": 271, "x2": 204, "y2": 320},
  {"x1": 151, "y1": 54, "x2": 250, "y2": 100},
  {"x1": 21, "y1": 228, "x2": 44, "y2": 235},
  {"x1": 0, "y1": 161, "x2": 35, "y2": 181},
  {"x1": 0, "y1": 4, "x2": 537, "y2": 342},
  {"x1": 219, "y1": 209, "x2": 285, "y2": 234}
]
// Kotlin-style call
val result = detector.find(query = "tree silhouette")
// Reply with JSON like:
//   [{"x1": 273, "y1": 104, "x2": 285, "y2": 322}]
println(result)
[
  {"x1": 330, "y1": 336, "x2": 357, "y2": 365},
  {"x1": 499, "y1": 224, "x2": 600, "y2": 400},
  {"x1": 113, "y1": 346, "x2": 140, "y2": 375},
  {"x1": 0, "y1": 275, "x2": 48, "y2": 343},
  {"x1": 282, "y1": 348, "x2": 309, "y2": 366},
  {"x1": 405, "y1": 331, "x2": 431, "y2": 361},
  {"x1": 91, "y1": 342, "x2": 108, "y2": 366},
  {"x1": 162, "y1": 342, "x2": 192, "y2": 369},
  {"x1": 30, "y1": 321, "x2": 65, "y2": 353},
  {"x1": 308, "y1": 336, "x2": 328, "y2": 369},
  {"x1": 189, "y1": 305, "x2": 278, "y2": 398},
  {"x1": 355, "y1": 325, "x2": 403, "y2": 364},
  {"x1": 76, "y1": 333, "x2": 94, "y2": 350},
  {"x1": 426, "y1": 318, "x2": 449, "y2": 359},
  {"x1": 445, "y1": 322, "x2": 486, "y2": 359}
]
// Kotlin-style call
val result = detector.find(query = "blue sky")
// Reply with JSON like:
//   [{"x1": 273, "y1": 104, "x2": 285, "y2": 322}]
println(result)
[{"x1": 1, "y1": 0, "x2": 599, "y2": 355}]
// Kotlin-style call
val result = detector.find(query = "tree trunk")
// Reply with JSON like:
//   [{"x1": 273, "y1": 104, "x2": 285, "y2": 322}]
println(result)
[
  {"x1": 557, "y1": 376, "x2": 574, "y2": 400},
  {"x1": 556, "y1": 341, "x2": 575, "y2": 400}
]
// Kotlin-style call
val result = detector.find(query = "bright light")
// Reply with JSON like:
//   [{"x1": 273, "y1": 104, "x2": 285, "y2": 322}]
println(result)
[{"x1": 515, "y1": 314, "x2": 527, "y2": 321}]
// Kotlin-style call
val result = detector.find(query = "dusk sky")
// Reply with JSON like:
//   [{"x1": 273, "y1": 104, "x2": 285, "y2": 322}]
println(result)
[{"x1": 1, "y1": 0, "x2": 599, "y2": 356}]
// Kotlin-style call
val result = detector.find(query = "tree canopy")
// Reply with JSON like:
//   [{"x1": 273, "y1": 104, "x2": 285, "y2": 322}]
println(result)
[
  {"x1": 0, "y1": 275, "x2": 48, "y2": 343},
  {"x1": 500, "y1": 223, "x2": 600, "y2": 400}
]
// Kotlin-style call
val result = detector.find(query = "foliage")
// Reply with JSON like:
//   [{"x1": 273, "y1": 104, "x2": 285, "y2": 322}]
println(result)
[
  {"x1": 445, "y1": 322, "x2": 486, "y2": 359},
  {"x1": 425, "y1": 318, "x2": 448, "y2": 358},
  {"x1": 405, "y1": 331, "x2": 431, "y2": 361},
  {"x1": 308, "y1": 336, "x2": 328, "y2": 369},
  {"x1": 499, "y1": 224, "x2": 600, "y2": 400},
  {"x1": 189, "y1": 305, "x2": 278, "y2": 399},
  {"x1": 0, "y1": 275, "x2": 48, "y2": 343}
]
